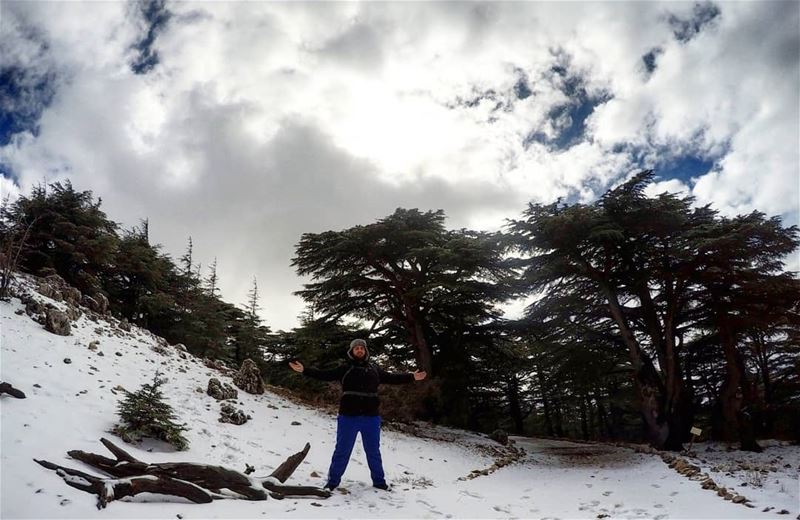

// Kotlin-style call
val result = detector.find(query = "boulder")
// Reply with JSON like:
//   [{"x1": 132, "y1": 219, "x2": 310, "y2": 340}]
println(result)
[
  {"x1": 45, "y1": 308, "x2": 71, "y2": 336},
  {"x1": 233, "y1": 359, "x2": 265, "y2": 395},
  {"x1": 25, "y1": 299, "x2": 45, "y2": 317},
  {"x1": 489, "y1": 429, "x2": 509, "y2": 446},
  {"x1": 44, "y1": 273, "x2": 68, "y2": 287},
  {"x1": 62, "y1": 286, "x2": 82, "y2": 305},
  {"x1": 207, "y1": 378, "x2": 238, "y2": 400},
  {"x1": 118, "y1": 318, "x2": 131, "y2": 332},
  {"x1": 36, "y1": 282, "x2": 62, "y2": 301},
  {"x1": 219, "y1": 403, "x2": 249, "y2": 425},
  {"x1": 65, "y1": 304, "x2": 82, "y2": 321}
]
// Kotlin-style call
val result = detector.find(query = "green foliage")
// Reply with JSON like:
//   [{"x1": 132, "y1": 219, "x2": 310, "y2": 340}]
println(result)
[
  {"x1": 507, "y1": 170, "x2": 800, "y2": 447},
  {"x1": 292, "y1": 208, "x2": 514, "y2": 375},
  {"x1": 0, "y1": 180, "x2": 118, "y2": 295},
  {"x1": 114, "y1": 372, "x2": 189, "y2": 450}
]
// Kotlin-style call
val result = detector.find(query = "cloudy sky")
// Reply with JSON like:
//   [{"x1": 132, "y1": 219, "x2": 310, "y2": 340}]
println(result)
[{"x1": 1, "y1": 1, "x2": 798, "y2": 331}]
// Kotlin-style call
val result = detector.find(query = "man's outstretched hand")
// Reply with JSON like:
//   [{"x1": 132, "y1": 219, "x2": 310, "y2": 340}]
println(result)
[
  {"x1": 413, "y1": 370, "x2": 427, "y2": 381},
  {"x1": 289, "y1": 360, "x2": 304, "y2": 373}
]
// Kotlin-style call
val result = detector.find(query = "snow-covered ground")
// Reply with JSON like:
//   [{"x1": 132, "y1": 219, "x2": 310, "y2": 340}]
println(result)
[{"x1": 2, "y1": 274, "x2": 798, "y2": 519}]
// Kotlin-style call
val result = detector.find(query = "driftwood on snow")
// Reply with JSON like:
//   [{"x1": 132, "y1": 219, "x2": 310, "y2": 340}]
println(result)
[
  {"x1": 35, "y1": 437, "x2": 330, "y2": 509},
  {"x1": 0, "y1": 382, "x2": 26, "y2": 398}
]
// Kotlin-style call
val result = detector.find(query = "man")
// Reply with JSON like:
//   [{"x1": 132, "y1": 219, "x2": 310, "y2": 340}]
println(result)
[{"x1": 289, "y1": 338, "x2": 426, "y2": 491}]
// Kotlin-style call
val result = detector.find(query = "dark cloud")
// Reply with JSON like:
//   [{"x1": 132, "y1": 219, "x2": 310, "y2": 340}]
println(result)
[
  {"x1": 668, "y1": 2, "x2": 721, "y2": 43},
  {"x1": 641, "y1": 48, "x2": 661, "y2": 76},
  {"x1": 130, "y1": 0, "x2": 172, "y2": 75}
]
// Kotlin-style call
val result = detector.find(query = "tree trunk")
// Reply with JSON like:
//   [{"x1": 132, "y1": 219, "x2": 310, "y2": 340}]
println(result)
[
  {"x1": 404, "y1": 303, "x2": 433, "y2": 375},
  {"x1": 602, "y1": 284, "x2": 670, "y2": 449},
  {"x1": 506, "y1": 377, "x2": 525, "y2": 434},
  {"x1": 718, "y1": 317, "x2": 762, "y2": 452},
  {"x1": 537, "y1": 370, "x2": 555, "y2": 437},
  {"x1": 579, "y1": 396, "x2": 589, "y2": 440},
  {"x1": 594, "y1": 392, "x2": 609, "y2": 439}
]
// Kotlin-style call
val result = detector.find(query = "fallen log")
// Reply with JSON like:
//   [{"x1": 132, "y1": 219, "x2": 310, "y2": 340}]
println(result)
[
  {"x1": 36, "y1": 437, "x2": 330, "y2": 508},
  {"x1": 0, "y1": 382, "x2": 26, "y2": 398}
]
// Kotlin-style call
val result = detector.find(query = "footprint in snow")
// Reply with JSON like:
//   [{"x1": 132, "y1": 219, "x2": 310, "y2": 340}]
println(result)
[
  {"x1": 458, "y1": 490, "x2": 483, "y2": 499},
  {"x1": 416, "y1": 498, "x2": 442, "y2": 515}
]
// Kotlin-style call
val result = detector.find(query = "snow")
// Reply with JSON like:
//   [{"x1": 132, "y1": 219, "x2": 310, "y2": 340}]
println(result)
[{"x1": 2, "y1": 274, "x2": 798, "y2": 519}]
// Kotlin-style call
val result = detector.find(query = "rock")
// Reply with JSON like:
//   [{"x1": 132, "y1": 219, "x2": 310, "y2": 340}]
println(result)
[
  {"x1": 207, "y1": 378, "x2": 238, "y2": 400},
  {"x1": 82, "y1": 293, "x2": 109, "y2": 314},
  {"x1": 25, "y1": 299, "x2": 45, "y2": 316},
  {"x1": 291, "y1": 421, "x2": 301, "y2": 426},
  {"x1": 204, "y1": 358, "x2": 232, "y2": 373},
  {"x1": 62, "y1": 286, "x2": 82, "y2": 305},
  {"x1": 219, "y1": 403, "x2": 249, "y2": 425},
  {"x1": 14, "y1": 309, "x2": 24, "y2": 315},
  {"x1": 63, "y1": 358, "x2": 72, "y2": 364},
  {"x1": 37, "y1": 282, "x2": 62, "y2": 301},
  {"x1": 118, "y1": 318, "x2": 131, "y2": 332},
  {"x1": 233, "y1": 359, "x2": 265, "y2": 395},
  {"x1": 310, "y1": 471, "x2": 320, "y2": 478},
  {"x1": 65, "y1": 304, "x2": 81, "y2": 321},
  {"x1": 777, "y1": 510, "x2": 789, "y2": 515},
  {"x1": 174, "y1": 343, "x2": 187, "y2": 352},
  {"x1": 115, "y1": 352, "x2": 122, "y2": 357},
  {"x1": 717, "y1": 487, "x2": 727, "y2": 497},
  {"x1": 82, "y1": 294, "x2": 98, "y2": 311},
  {"x1": 88, "y1": 341, "x2": 99, "y2": 351},
  {"x1": 45, "y1": 308, "x2": 71, "y2": 335},
  {"x1": 732, "y1": 495, "x2": 746, "y2": 504},
  {"x1": 489, "y1": 429, "x2": 509, "y2": 446}
]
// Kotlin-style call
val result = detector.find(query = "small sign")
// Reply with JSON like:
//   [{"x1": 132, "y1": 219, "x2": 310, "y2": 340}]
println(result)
[{"x1": 690, "y1": 427, "x2": 702, "y2": 436}]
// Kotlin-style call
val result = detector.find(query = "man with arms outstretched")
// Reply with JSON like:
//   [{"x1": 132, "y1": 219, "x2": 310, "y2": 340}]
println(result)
[{"x1": 289, "y1": 338, "x2": 426, "y2": 491}]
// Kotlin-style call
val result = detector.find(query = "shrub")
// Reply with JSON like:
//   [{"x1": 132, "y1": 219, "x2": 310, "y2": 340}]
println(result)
[{"x1": 113, "y1": 372, "x2": 189, "y2": 450}]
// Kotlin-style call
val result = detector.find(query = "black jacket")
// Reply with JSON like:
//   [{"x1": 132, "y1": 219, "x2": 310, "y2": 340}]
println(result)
[{"x1": 303, "y1": 359, "x2": 414, "y2": 416}]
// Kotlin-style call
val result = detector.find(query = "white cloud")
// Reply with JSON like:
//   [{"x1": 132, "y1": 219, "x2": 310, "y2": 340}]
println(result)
[{"x1": 0, "y1": 1, "x2": 797, "y2": 329}]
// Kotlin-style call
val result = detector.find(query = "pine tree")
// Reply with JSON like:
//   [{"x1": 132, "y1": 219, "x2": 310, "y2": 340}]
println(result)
[
  {"x1": 247, "y1": 276, "x2": 260, "y2": 320},
  {"x1": 179, "y1": 236, "x2": 194, "y2": 277},
  {"x1": 205, "y1": 258, "x2": 219, "y2": 298},
  {"x1": 113, "y1": 371, "x2": 189, "y2": 450}
]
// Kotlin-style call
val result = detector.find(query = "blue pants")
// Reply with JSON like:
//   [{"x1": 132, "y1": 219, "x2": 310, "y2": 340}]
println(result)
[{"x1": 326, "y1": 415, "x2": 385, "y2": 487}]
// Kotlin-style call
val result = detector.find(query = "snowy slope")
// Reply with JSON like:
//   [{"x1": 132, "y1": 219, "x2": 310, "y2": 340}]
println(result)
[{"x1": 1, "y1": 274, "x2": 797, "y2": 519}]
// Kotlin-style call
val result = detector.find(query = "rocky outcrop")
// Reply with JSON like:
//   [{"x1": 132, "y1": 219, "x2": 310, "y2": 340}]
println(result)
[
  {"x1": 207, "y1": 378, "x2": 238, "y2": 401},
  {"x1": 219, "y1": 403, "x2": 249, "y2": 425},
  {"x1": 233, "y1": 359, "x2": 265, "y2": 395},
  {"x1": 82, "y1": 293, "x2": 109, "y2": 315},
  {"x1": 45, "y1": 308, "x2": 71, "y2": 336}
]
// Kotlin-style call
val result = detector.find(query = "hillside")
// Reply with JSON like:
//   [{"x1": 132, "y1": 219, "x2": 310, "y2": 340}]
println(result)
[{"x1": 1, "y1": 273, "x2": 797, "y2": 519}]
